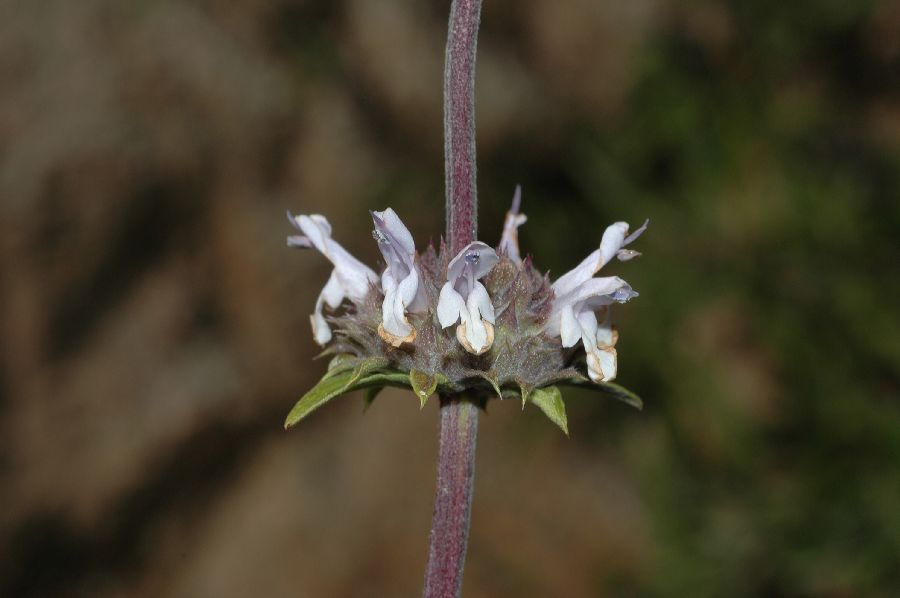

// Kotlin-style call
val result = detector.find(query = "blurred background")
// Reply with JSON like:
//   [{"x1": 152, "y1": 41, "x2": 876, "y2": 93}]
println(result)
[{"x1": 1, "y1": 0, "x2": 899, "y2": 596}]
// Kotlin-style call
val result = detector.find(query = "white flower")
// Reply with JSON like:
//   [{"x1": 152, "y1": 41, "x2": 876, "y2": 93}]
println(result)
[
  {"x1": 498, "y1": 185, "x2": 526, "y2": 263},
  {"x1": 287, "y1": 212, "x2": 379, "y2": 345},
  {"x1": 370, "y1": 208, "x2": 427, "y2": 347},
  {"x1": 437, "y1": 242, "x2": 499, "y2": 355},
  {"x1": 548, "y1": 219, "x2": 648, "y2": 382}
]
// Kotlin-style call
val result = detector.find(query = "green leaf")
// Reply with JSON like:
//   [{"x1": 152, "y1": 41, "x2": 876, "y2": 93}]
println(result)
[
  {"x1": 410, "y1": 369, "x2": 438, "y2": 409},
  {"x1": 354, "y1": 371, "x2": 413, "y2": 389},
  {"x1": 594, "y1": 382, "x2": 643, "y2": 410},
  {"x1": 285, "y1": 368, "x2": 357, "y2": 428},
  {"x1": 362, "y1": 386, "x2": 384, "y2": 411},
  {"x1": 285, "y1": 357, "x2": 392, "y2": 428},
  {"x1": 360, "y1": 369, "x2": 427, "y2": 410},
  {"x1": 346, "y1": 357, "x2": 390, "y2": 386},
  {"x1": 323, "y1": 353, "x2": 358, "y2": 379},
  {"x1": 557, "y1": 378, "x2": 643, "y2": 410},
  {"x1": 528, "y1": 386, "x2": 569, "y2": 436}
]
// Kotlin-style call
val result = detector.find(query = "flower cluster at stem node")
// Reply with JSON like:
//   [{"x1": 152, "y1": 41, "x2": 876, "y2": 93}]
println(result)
[{"x1": 285, "y1": 188, "x2": 646, "y2": 430}]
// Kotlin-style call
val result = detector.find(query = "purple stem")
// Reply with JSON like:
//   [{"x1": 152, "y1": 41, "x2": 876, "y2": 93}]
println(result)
[
  {"x1": 444, "y1": 0, "x2": 482, "y2": 255},
  {"x1": 423, "y1": 399, "x2": 479, "y2": 598},
  {"x1": 424, "y1": 2, "x2": 483, "y2": 597}
]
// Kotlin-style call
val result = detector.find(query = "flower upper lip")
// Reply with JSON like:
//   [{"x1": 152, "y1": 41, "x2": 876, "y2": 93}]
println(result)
[
  {"x1": 371, "y1": 209, "x2": 416, "y2": 282},
  {"x1": 371, "y1": 208, "x2": 426, "y2": 345},
  {"x1": 547, "y1": 219, "x2": 647, "y2": 382},
  {"x1": 438, "y1": 242, "x2": 500, "y2": 354},
  {"x1": 287, "y1": 211, "x2": 379, "y2": 345},
  {"x1": 498, "y1": 185, "x2": 527, "y2": 263},
  {"x1": 551, "y1": 219, "x2": 648, "y2": 300},
  {"x1": 447, "y1": 241, "x2": 499, "y2": 298}
]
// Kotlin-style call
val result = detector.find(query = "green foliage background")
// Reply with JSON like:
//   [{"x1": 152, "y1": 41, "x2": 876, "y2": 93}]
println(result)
[{"x1": 525, "y1": 3, "x2": 900, "y2": 594}]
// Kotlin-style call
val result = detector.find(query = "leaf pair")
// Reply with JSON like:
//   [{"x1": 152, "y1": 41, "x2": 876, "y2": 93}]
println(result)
[
  {"x1": 284, "y1": 357, "x2": 442, "y2": 429},
  {"x1": 284, "y1": 354, "x2": 643, "y2": 435},
  {"x1": 522, "y1": 379, "x2": 642, "y2": 436}
]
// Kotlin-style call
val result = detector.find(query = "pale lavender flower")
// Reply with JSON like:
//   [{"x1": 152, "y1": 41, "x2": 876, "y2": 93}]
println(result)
[
  {"x1": 287, "y1": 212, "x2": 379, "y2": 345},
  {"x1": 371, "y1": 208, "x2": 427, "y2": 346},
  {"x1": 497, "y1": 185, "x2": 526, "y2": 263},
  {"x1": 547, "y1": 219, "x2": 648, "y2": 382},
  {"x1": 437, "y1": 242, "x2": 499, "y2": 354}
]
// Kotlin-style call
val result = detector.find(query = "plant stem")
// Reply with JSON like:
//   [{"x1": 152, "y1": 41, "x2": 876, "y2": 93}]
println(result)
[
  {"x1": 423, "y1": 399, "x2": 479, "y2": 598},
  {"x1": 424, "y1": 2, "x2": 483, "y2": 597},
  {"x1": 444, "y1": 0, "x2": 482, "y2": 255}
]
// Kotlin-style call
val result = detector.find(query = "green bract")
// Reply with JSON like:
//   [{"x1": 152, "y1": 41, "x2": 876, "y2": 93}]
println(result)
[{"x1": 285, "y1": 350, "x2": 642, "y2": 437}]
